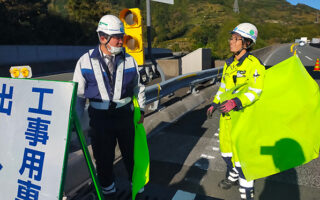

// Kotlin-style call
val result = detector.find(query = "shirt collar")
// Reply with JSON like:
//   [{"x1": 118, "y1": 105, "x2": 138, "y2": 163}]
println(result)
[
  {"x1": 226, "y1": 51, "x2": 251, "y2": 67},
  {"x1": 90, "y1": 45, "x2": 100, "y2": 58},
  {"x1": 99, "y1": 46, "x2": 114, "y2": 60},
  {"x1": 237, "y1": 51, "x2": 250, "y2": 66}
]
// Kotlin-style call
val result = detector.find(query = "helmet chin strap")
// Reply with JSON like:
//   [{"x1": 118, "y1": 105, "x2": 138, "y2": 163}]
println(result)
[
  {"x1": 234, "y1": 47, "x2": 245, "y2": 56},
  {"x1": 234, "y1": 38, "x2": 252, "y2": 56},
  {"x1": 104, "y1": 36, "x2": 112, "y2": 52},
  {"x1": 105, "y1": 43, "x2": 111, "y2": 53},
  {"x1": 97, "y1": 32, "x2": 112, "y2": 53}
]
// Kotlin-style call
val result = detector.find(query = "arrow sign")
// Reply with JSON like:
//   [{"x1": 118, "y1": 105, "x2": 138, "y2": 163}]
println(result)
[{"x1": 152, "y1": 0, "x2": 174, "y2": 4}]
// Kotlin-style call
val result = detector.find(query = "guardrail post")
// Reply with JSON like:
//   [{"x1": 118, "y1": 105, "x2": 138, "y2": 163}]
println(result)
[
  {"x1": 149, "y1": 99, "x2": 160, "y2": 111},
  {"x1": 190, "y1": 84, "x2": 199, "y2": 94},
  {"x1": 210, "y1": 77, "x2": 216, "y2": 84}
]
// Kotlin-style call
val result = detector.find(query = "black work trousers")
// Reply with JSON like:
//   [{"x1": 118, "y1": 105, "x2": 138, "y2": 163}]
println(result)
[{"x1": 88, "y1": 103, "x2": 135, "y2": 187}]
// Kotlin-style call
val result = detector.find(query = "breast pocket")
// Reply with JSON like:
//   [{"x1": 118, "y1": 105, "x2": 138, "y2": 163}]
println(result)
[{"x1": 236, "y1": 70, "x2": 248, "y2": 85}]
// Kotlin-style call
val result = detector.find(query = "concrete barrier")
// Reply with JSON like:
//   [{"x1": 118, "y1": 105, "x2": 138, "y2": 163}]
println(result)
[
  {"x1": 0, "y1": 45, "x2": 94, "y2": 77},
  {"x1": 156, "y1": 48, "x2": 213, "y2": 80},
  {"x1": 0, "y1": 45, "x2": 93, "y2": 65},
  {"x1": 156, "y1": 58, "x2": 181, "y2": 79},
  {"x1": 181, "y1": 48, "x2": 212, "y2": 74},
  {"x1": 251, "y1": 44, "x2": 286, "y2": 62}
]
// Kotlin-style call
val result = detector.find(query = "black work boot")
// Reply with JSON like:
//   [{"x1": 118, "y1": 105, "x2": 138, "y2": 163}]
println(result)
[
  {"x1": 218, "y1": 179, "x2": 239, "y2": 190},
  {"x1": 103, "y1": 193, "x2": 116, "y2": 200}
]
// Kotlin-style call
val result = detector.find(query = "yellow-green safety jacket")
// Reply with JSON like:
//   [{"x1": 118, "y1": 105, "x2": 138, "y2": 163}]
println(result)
[
  {"x1": 213, "y1": 52, "x2": 265, "y2": 156},
  {"x1": 213, "y1": 52, "x2": 265, "y2": 107}
]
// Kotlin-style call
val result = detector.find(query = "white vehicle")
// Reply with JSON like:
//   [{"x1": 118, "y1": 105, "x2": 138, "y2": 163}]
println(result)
[
  {"x1": 299, "y1": 41, "x2": 305, "y2": 46},
  {"x1": 311, "y1": 38, "x2": 320, "y2": 44},
  {"x1": 300, "y1": 37, "x2": 307, "y2": 43}
]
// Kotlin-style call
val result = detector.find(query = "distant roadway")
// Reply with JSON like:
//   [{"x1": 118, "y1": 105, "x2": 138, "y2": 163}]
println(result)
[{"x1": 263, "y1": 43, "x2": 320, "y2": 67}]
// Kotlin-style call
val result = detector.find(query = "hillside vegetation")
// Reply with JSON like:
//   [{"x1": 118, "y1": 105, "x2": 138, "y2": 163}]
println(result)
[{"x1": 1, "y1": 0, "x2": 319, "y2": 59}]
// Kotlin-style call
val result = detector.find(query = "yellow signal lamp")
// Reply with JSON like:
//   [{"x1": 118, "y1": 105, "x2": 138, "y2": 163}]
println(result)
[
  {"x1": 10, "y1": 68, "x2": 20, "y2": 78},
  {"x1": 119, "y1": 8, "x2": 144, "y2": 65},
  {"x1": 9, "y1": 65, "x2": 32, "y2": 78},
  {"x1": 119, "y1": 8, "x2": 142, "y2": 28},
  {"x1": 123, "y1": 35, "x2": 140, "y2": 51}
]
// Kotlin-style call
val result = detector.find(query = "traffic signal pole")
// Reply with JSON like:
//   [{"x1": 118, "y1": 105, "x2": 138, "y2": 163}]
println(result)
[
  {"x1": 146, "y1": 0, "x2": 153, "y2": 63},
  {"x1": 146, "y1": 0, "x2": 167, "y2": 82}
]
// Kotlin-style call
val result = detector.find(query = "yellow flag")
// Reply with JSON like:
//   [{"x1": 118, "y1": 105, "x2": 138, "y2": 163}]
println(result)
[
  {"x1": 132, "y1": 96, "x2": 150, "y2": 200},
  {"x1": 220, "y1": 56, "x2": 320, "y2": 181}
]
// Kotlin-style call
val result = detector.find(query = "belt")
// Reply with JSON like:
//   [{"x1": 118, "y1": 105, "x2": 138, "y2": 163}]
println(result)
[{"x1": 89, "y1": 97, "x2": 132, "y2": 110}]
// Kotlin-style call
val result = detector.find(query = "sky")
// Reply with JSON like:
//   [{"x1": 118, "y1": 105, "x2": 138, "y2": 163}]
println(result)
[{"x1": 286, "y1": 0, "x2": 320, "y2": 10}]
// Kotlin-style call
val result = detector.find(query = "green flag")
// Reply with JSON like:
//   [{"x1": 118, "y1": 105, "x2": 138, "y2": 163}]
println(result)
[
  {"x1": 220, "y1": 56, "x2": 320, "y2": 181},
  {"x1": 132, "y1": 96, "x2": 150, "y2": 200}
]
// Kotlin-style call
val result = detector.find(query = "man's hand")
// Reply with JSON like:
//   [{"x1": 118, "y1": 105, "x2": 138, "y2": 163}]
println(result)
[
  {"x1": 218, "y1": 99, "x2": 237, "y2": 113},
  {"x1": 207, "y1": 105, "x2": 216, "y2": 119},
  {"x1": 137, "y1": 114, "x2": 144, "y2": 124}
]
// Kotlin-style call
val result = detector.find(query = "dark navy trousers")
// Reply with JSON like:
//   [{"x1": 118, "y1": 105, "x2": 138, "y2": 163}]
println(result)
[{"x1": 88, "y1": 103, "x2": 135, "y2": 187}]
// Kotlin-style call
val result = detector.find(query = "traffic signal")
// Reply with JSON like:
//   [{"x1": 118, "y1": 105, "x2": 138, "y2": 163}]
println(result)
[
  {"x1": 9, "y1": 66, "x2": 32, "y2": 78},
  {"x1": 119, "y1": 8, "x2": 144, "y2": 65}
]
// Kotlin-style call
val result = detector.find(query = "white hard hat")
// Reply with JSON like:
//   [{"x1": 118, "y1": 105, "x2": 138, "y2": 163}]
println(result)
[
  {"x1": 231, "y1": 23, "x2": 258, "y2": 43},
  {"x1": 96, "y1": 15, "x2": 125, "y2": 35}
]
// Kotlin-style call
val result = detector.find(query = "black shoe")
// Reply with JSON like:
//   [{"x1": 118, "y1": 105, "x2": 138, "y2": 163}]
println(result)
[
  {"x1": 103, "y1": 193, "x2": 116, "y2": 200},
  {"x1": 218, "y1": 179, "x2": 238, "y2": 190},
  {"x1": 135, "y1": 192, "x2": 145, "y2": 200},
  {"x1": 102, "y1": 187, "x2": 116, "y2": 200},
  {"x1": 134, "y1": 187, "x2": 145, "y2": 200}
]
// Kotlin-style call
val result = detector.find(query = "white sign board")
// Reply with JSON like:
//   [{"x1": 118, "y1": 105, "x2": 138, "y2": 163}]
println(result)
[
  {"x1": 152, "y1": 0, "x2": 174, "y2": 4},
  {"x1": 0, "y1": 78, "x2": 75, "y2": 200}
]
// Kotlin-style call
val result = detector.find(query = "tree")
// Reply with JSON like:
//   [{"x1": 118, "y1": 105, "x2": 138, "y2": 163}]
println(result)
[
  {"x1": 67, "y1": 0, "x2": 100, "y2": 24},
  {"x1": 0, "y1": 0, "x2": 50, "y2": 44}
]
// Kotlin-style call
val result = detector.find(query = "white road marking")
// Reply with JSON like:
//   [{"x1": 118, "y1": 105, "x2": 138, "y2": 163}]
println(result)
[
  {"x1": 200, "y1": 154, "x2": 215, "y2": 159},
  {"x1": 214, "y1": 133, "x2": 219, "y2": 136},
  {"x1": 212, "y1": 147, "x2": 219, "y2": 151},
  {"x1": 263, "y1": 45, "x2": 286, "y2": 65},
  {"x1": 305, "y1": 56, "x2": 313, "y2": 61},
  {"x1": 298, "y1": 51, "x2": 301, "y2": 54},
  {"x1": 172, "y1": 190, "x2": 196, "y2": 200}
]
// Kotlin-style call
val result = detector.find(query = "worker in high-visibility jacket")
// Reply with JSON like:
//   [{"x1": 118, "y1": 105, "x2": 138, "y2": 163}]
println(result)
[
  {"x1": 207, "y1": 23, "x2": 265, "y2": 200},
  {"x1": 73, "y1": 15, "x2": 146, "y2": 197}
]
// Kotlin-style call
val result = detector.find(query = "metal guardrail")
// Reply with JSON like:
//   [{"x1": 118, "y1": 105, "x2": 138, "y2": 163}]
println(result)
[
  {"x1": 143, "y1": 43, "x2": 282, "y2": 108},
  {"x1": 145, "y1": 66, "x2": 223, "y2": 110}
]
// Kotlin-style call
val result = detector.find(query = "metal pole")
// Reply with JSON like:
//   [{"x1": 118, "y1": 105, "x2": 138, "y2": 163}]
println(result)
[
  {"x1": 146, "y1": 0, "x2": 153, "y2": 62},
  {"x1": 233, "y1": 0, "x2": 240, "y2": 14}
]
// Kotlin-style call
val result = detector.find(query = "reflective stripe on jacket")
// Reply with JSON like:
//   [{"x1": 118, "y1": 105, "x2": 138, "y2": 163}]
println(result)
[{"x1": 73, "y1": 45, "x2": 145, "y2": 116}]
